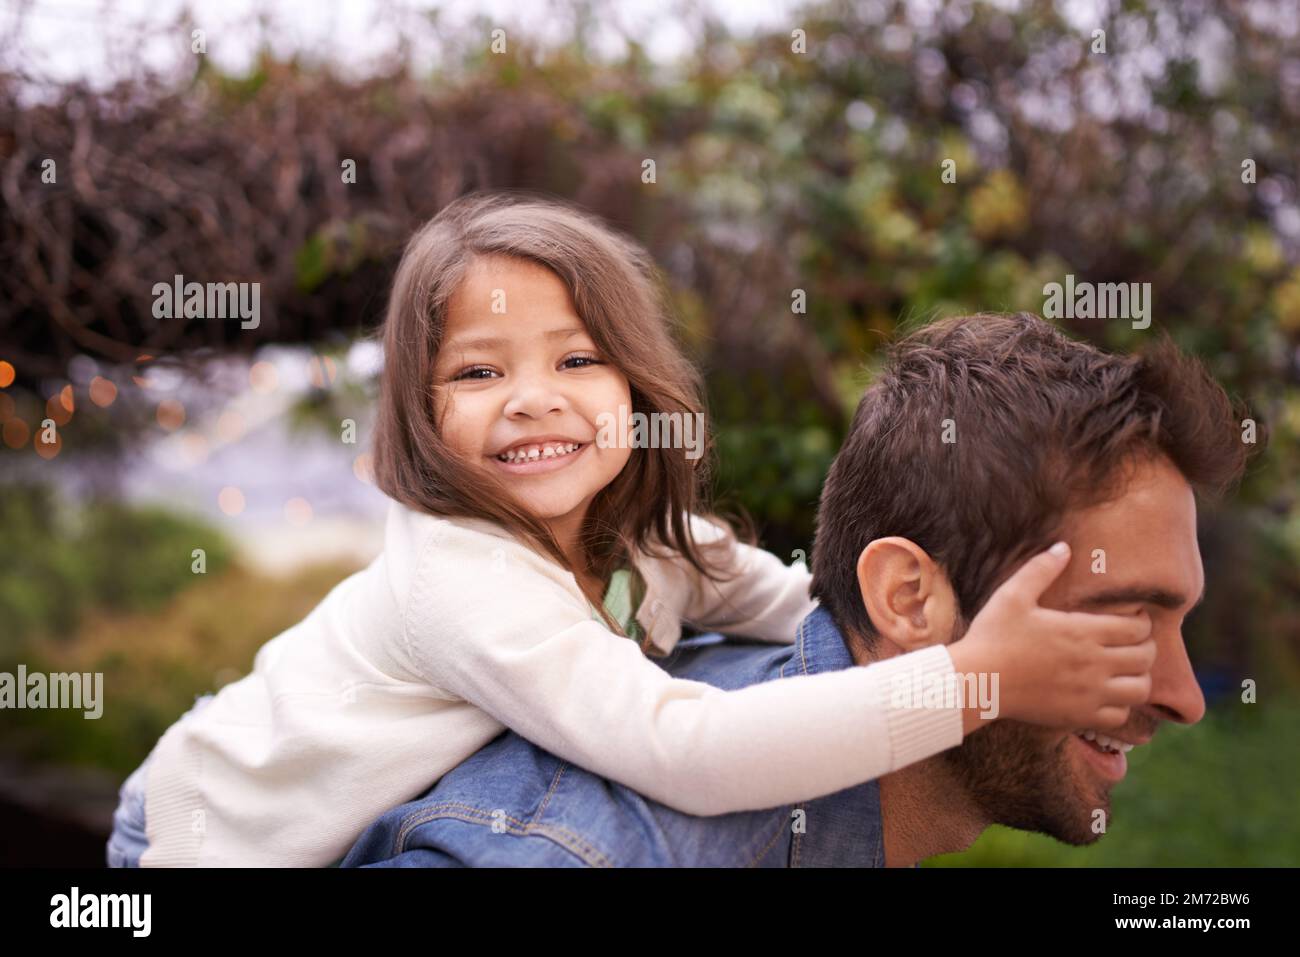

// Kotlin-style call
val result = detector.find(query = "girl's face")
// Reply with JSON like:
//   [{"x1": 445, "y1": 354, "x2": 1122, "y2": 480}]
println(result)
[{"x1": 433, "y1": 255, "x2": 633, "y2": 541}]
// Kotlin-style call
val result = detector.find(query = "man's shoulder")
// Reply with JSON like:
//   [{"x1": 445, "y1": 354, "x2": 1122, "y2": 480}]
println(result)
[
  {"x1": 346, "y1": 719, "x2": 797, "y2": 867},
  {"x1": 340, "y1": 591, "x2": 861, "y2": 871},
  {"x1": 342, "y1": 633, "x2": 841, "y2": 869},
  {"x1": 663, "y1": 632, "x2": 802, "y2": 689}
]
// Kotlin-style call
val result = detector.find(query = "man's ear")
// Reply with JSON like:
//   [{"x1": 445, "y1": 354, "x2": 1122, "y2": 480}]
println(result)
[{"x1": 855, "y1": 537, "x2": 960, "y2": 650}]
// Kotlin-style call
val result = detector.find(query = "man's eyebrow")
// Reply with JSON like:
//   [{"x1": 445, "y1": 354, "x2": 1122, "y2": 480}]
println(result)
[
  {"x1": 1075, "y1": 584, "x2": 1206, "y2": 611},
  {"x1": 442, "y1": 327, "x2": 587, "y2": 353}
]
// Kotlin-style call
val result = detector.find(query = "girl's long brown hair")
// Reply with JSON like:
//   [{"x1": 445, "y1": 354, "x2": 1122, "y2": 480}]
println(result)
[{"x1": 370, "y1": 189, "x2": 751, "y2": 648}]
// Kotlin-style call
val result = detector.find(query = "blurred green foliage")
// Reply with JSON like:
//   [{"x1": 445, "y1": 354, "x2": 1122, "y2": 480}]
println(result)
[
  {"x1": 0, "y1": 483, "x2": 246, "y2": 771},
  {"x1": 1, "y1": 549, "x2": 359, "y2": 774},
  {"x1": 0, "y1": 483, "x2": 235, "y2": 656}
]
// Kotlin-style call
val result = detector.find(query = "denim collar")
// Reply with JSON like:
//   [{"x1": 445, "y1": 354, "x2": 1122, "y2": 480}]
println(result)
[
  {"x1": 793, "y1": 604, "x2": 855, "y2": 677},
  {"x1": 788, "y1": 604, "x2": 890, "y2": 867}
]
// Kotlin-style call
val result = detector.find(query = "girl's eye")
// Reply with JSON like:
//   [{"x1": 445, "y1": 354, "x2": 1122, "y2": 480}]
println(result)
[
  {"x1": 448, "y1": 354, "x2": 601, "y2": 380},
  {"x1": 451, "y1": 366, "x2": 496, "y2": 381}
]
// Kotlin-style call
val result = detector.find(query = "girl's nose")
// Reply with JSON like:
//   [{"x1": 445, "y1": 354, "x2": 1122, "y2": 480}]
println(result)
[{"x1": 502, "y1": 378, "x2": 567, "y2": 418}]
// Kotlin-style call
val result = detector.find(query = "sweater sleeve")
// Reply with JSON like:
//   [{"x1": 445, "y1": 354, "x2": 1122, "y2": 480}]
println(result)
[
  {"x1": 675, "y1": 514, "x2": 816, "y2": 645},
  {"x1": 402, "y1": 525, "x2": 964, "y2": 817}
]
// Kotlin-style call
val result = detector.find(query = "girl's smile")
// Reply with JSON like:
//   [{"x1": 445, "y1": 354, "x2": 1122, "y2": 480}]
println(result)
[{"x1": 489, "y1": 438, "x2": 591, "y2": 475}]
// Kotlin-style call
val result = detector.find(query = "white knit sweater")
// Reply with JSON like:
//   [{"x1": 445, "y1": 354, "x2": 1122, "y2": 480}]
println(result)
[{"x1": 140, "y1": 499, "x2": 962, "y2": 866}]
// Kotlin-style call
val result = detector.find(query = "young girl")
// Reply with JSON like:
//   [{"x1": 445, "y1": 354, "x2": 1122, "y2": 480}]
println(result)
[{"x1": 109, "y1": 191, "x2": 1152, "y2": 867}]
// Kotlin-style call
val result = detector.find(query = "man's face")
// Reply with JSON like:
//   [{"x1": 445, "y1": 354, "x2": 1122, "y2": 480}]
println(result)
[{"x1": 942, "y1": 454, "x2": 1208, "y2": 845}]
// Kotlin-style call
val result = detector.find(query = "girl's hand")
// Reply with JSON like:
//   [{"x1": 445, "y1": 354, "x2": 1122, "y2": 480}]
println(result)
[{"x1": 947, "y1": 543, "x2": 1156, "y2": 734}]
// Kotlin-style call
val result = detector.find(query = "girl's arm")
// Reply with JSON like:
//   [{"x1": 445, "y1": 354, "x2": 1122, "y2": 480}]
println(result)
[
  {"x1": 671, "y1": 513, "x2": 816, "y2": 645},
  {"x1": 403, "y1": 524, "x2": 963, "y2": 817}
]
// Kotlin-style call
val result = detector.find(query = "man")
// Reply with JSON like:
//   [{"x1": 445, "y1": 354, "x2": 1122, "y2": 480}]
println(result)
[{"x1": 343, "y1": 312, "x2": 1253, "y2": 867}]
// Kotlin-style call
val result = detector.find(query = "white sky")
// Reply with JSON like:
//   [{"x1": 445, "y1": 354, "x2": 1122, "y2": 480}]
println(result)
[{"x1": 2, "y1": 0, "x2": 809, "y2": 97}]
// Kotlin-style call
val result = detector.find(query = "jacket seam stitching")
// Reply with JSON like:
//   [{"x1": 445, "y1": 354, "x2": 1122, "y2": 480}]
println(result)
[
  {"x1": 745, "y1": 813, "x2": 790, "y2": 867},
  {"x1": 796, "y1": 614, "x2": 812, "y2": 676},
  {"x1": 533, "y1": 764, "x2": 567, "y2": 822},
  {"x1": 790, "y1": 806, "x2": 803, "y2": 867},
  {"x1": 394, "y1": 802, "x2": 613, "y2": 867}
]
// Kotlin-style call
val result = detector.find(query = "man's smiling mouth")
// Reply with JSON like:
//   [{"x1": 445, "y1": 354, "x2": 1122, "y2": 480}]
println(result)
[
  {"x1": 1069, "y1": 729, "x2": 1150, "y2": 783},
  {"x1": 1074, "y1": 729, "x2": 1138, "y2": 753}
]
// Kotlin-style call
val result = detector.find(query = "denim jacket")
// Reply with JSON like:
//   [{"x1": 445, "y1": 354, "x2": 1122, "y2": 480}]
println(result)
[{"x1": 342, "y1": 605, "x2": 892, "y2": 868}]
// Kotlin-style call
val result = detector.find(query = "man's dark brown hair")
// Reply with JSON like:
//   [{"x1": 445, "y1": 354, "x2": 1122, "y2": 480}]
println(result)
[{"x1": 809, "y1": 312, "x2": 1258, "y2": 650}]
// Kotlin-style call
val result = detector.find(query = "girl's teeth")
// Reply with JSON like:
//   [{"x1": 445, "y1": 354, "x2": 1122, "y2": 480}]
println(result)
[{"x1": 497, "y1": 442, "x2": 580, "y2": 463}]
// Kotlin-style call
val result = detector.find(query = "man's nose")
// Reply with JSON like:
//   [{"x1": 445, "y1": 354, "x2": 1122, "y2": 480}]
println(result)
[{"x1": 1145, "y1": 626, "x2": 1207, "y2": 727}]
